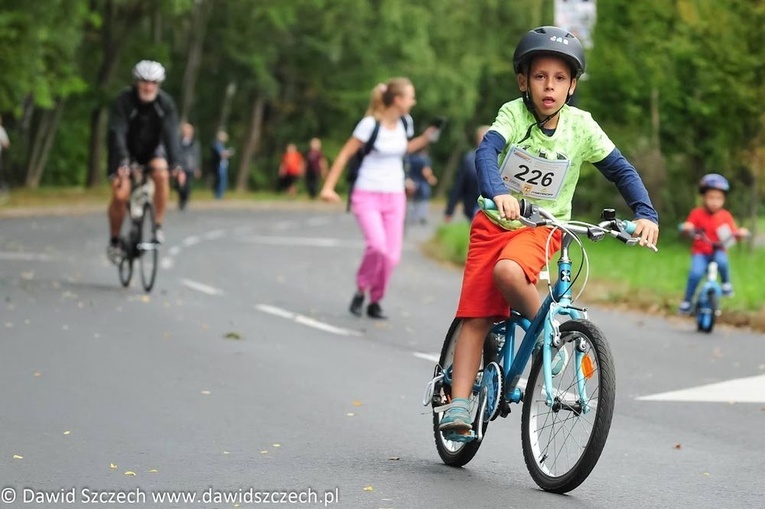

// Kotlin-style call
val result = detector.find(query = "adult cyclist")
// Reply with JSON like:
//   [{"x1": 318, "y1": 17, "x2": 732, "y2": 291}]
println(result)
[{"x1": 106, "y1": 60, "x2": 184, "y2": 262}]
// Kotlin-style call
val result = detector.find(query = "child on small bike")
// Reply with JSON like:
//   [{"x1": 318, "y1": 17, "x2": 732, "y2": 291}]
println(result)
[
  {"x1": 677, "y1": 173, "x2": 748, "y2": 314},
  {"x1": 440, "y1": 26, "x2": 660, "y2": 435}
]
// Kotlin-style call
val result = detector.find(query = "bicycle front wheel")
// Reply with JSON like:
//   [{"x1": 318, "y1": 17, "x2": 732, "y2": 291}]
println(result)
[
  {"x1": 139, "y1": 203, "x2": 158, "y2": 292},
  {"x1": 118, "y1": 238, "x2": 133, "y2": 288},
  {"x1": 697, "y1": 290, "x2": 717, "y2": 333},
  {"x1": 521, "y1": 319, "x2": 616, "y2": 493}
]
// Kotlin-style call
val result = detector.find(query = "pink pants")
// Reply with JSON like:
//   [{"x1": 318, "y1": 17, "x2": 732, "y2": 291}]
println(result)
[{"x1": 351, "y1": 189, "x2": 407, "y2": 303}]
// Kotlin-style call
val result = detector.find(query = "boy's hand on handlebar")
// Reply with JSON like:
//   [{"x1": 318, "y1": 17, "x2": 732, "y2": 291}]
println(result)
[
  {"x1": 737, "y1": 227, "x2": 750, "y2": 238},
  {"x1": 633, "y1": 219, "x2": 659, "y2": 249},
  {"x1": 493, "y1": 194, "x2": 520, "y2": 221}
]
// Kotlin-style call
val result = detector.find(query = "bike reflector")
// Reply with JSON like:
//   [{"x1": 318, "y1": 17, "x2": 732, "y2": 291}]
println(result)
[{"x1": 581, "y1": 354, "x2": 595, "y2": 379}]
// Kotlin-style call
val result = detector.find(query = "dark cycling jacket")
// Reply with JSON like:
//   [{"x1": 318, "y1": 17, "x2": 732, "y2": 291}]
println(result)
[{"x1": 107, "y1": 86, "x2": 180, "y2": 173}]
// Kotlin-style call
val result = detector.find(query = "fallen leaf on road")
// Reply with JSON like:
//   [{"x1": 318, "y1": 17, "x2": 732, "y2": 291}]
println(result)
[
  {"x1": 272, "y1": 444, "x2": 281, "y2": 448},
  {"x1": 363, "y1": 486, "x2": 374, "y2": 492},
  {"x1": 141, "y1": 295, "x2": 150, "y2": 303},
  {"x1": 63, "y1": 431, "x2": 71, "y2": 435},
  {"x1": 352, "y1": 401, "x2": 363, "y2": 407},
  {"x1": 21, "y1": 271, "x2": 35, "y2": 280},
  {"x1": 674, "y1": 444, "x2": 681, "y2": 449},
  {"x1": 388, "y1": 457, "x2": 400, "y2": 461},
  {"x1": 110, "y1": 463, "x2": 117, "y2": 469},
  {"x1": 260, "y1": 450, "x2": 268, "y2": 455},
  {"x1": 346, "y1": 412, "x2": 355, "y2": 417},
  {"x1": 149, "y1": 469, "x2": 158, "y2": 473},
  {"x1": 124, "y1": 471, "x2": 136, "y2": 476},
  {"x1": 223, "y1": 451, "x2": 230, "y2": 455},
  {"x1": 13, "y1": 455, "x2": 23, "y2": 460},
  {"x1": 201, "y1": 390, "x2": 211, "y2": 395},
  {"x1": 223, "y1": 331, "x2": 242, "y2": 340},
  {"x1": 33, "y1": 371, "x2": 41, "y2": 377},
  {"x1": 703, "y1": 472, "x2": 710, "y2": 476}
]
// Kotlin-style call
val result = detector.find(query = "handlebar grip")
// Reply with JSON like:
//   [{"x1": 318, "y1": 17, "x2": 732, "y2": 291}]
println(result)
[{"x1": 621, "y1": 220, "x2": 636, "y2": 235}]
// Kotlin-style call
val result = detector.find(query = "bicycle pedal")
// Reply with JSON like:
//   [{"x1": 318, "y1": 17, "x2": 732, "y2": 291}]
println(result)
[{"x1": 442, "y1": 429, "x2": 476, "y2": 443}]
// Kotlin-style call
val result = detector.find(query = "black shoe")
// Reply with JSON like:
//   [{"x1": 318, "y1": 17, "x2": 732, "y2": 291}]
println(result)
[
  {"x1": 366, "y1": 302, "x2": 387, "y2": 319},
  {"x1": 349, "y1": 292, "x2": 364, "y2": 316}
]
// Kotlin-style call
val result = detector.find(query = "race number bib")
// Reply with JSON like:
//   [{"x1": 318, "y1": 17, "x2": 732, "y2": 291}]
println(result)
[{"x1": 499, "y1": 146, "x2": 570, "y2": 200}]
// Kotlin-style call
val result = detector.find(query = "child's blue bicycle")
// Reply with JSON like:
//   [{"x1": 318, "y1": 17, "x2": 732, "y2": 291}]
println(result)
[
  {"x1": 422, "y1": 200, "x2": 656, "y2": 493},
  {"x1": 679, "y1": 227, "x2": 731, "y2": 333}
]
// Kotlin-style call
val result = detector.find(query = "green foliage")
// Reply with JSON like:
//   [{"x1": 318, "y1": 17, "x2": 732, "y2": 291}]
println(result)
[{"x1": 0, "y1": 0, "x2": 761, "y2": 225}]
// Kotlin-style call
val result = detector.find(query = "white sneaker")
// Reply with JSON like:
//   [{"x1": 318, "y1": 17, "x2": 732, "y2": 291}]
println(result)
[
  {"x1": 107, "y1": 244, "x2": 123, "y2": 264},
  {"x1": 721, "y1": 283, "x2": 734, "y2": 297},
  {"x1": 154, "y1": 227, "x2": 165, "y2": 244}
]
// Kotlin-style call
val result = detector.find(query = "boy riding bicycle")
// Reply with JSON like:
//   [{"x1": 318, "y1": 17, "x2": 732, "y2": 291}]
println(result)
[
  {"x1": 106, "y1": 60, "x2": 185, "y2": 263},
  {"x1": 678, "y1": 173, "x2": 748, "y2": 314},
  {"x1": 440, "y1": 26, "x2": 660, "y2": 436}
]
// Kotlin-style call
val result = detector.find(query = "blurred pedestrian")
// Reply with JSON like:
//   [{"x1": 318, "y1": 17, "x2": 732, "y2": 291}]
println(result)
[
  {"x1": 278, "y1": 143, "x2": 305, "y2": 196},
  {"x1": 177, "y1": 121, "x2": 201, "y2": 210},
  {"x1": 211, "y1": 130, "x2": 233, "y2": 199},
  {"x1": 304, "y1": 137, "x2": 328, "y2": 199},
  {"x1": 319, "y1": 77, "x2": 439, "y2": 319},
  {"x1": 444, "y1": 125, "x2": 488, "y2": 222},
  {"x1": 406, "y1": 148, "x2": 438, "y2": 225}
]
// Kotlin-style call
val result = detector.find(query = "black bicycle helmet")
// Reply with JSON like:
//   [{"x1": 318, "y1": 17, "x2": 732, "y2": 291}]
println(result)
[
  {"x1": 698, "y1": 173, "x2": 730, "y2": 194},
  {"x1": 513, "y1": 26, "x2": 585, "y2": 78}
]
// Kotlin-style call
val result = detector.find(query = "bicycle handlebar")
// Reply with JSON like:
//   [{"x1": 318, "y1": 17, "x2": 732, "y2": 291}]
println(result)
[{"x1": 482, "y1": 198, "x2": 656, "y2": 251}]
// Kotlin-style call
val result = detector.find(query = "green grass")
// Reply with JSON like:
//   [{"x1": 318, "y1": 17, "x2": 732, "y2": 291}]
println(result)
[{"x1": 431, "y1": 221, "x2": 765, "y2": 317}]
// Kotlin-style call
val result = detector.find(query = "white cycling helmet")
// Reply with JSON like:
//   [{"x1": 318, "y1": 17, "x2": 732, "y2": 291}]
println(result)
[{"x1": 132, "y1": 60, "x2": 166, "y2": 83}]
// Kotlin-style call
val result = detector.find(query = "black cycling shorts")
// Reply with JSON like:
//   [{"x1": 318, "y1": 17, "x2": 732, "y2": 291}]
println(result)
[{"x1": 108, "y1": 143, "x2": 167, "y2": 177}]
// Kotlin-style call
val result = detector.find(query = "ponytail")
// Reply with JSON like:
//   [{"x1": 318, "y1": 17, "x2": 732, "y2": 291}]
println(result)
[{"x1": 365, "y1": 77, "x2": 412, "y2": 119}]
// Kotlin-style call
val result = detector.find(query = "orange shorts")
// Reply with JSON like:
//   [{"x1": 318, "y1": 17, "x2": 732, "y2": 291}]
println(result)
[{"x1": 456, "y1": 211, "x2": 562, "y2": 319}]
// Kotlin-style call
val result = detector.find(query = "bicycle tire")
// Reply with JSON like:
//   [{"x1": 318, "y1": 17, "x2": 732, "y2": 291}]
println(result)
[
  {"x1": 118, "y1": 239, "x2": 133, "y2": 288},
  {"x1": 432, "y1": 318, "x2": 497, "y2": 467},
  {"x1": 521, "y1": 319, "x2": 616, "y2": 493},
  {"x1": 697, "y1": 290, "x2": 717, "y2": 333},
  {"x1": 139, "y1": 203, "x2": 158, "y2": 292}
]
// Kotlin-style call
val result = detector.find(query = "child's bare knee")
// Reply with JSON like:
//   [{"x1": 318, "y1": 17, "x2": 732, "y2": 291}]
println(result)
[{"x1": 493, "y1": 259, "x2": 525, "y2": 287}]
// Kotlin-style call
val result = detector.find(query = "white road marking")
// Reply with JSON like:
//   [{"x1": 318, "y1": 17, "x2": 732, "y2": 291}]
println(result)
[
  {"x1": 0, "y1": 252, "x2": 53, "y2": 261},
  {"x1": 255, "y1": 304, "x2": 362, "y2": 336},
  {"x1": 180, "y1": 278, "x2": 224, "y2": 296},
  {"x1": 240, "y1": 236, "x2": 359, "y2": 248},
  {"x1": 414, "y1": 352, "x2": 441, "y2": 363},
  {"x1": 203, "y1": 229, "x2": 226, "y2": 240},
  {"x1": 182, "y1": 235, "x2": 201, "y2": 247},
  {"x1": 637, "y1": 374, "x2": 765, "y2": 403},
  {"x1": 167, "y1": 246, "x2": 182, "y2": 257}
]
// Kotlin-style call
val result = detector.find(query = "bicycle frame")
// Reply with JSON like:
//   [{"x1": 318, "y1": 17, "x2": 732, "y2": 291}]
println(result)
[{"x1": 497, "y1": 232, "x2": 587, "y2": 409}]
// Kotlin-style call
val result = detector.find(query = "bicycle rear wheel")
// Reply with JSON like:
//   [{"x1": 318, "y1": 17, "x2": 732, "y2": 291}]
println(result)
[
  {"x1": 432, "y1": 318, "x2": 497, "y2": 467},
  {"x1": 138, "y1": 203, "x2": 158, "y2": 292},
  {"x1": 521, "y1": 319, "x2": 616, "y2": 493}
]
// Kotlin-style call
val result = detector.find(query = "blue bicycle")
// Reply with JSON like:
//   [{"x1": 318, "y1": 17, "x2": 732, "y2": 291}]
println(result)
[
  {"x1": 679, "y1": 227, "x2": 742, "y2": 333},
  {"x1": 423, "y1": 200, "x2": 656, "y2": 493}
]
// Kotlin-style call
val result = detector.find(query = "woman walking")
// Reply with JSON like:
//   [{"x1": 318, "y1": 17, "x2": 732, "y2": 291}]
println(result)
[{"x1": 320, "y1": 77, "x2": 437, "y2": 319}]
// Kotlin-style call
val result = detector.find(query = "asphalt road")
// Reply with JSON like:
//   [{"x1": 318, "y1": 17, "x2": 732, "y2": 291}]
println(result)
[{"x1": 1, "y1": 202, "x2": 764, "y2": 509}]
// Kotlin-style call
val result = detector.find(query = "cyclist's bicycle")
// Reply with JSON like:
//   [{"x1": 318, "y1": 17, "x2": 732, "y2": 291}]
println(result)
[
  {"x1": 116, "y1": 165, "x2": 159, "y2": 292},
  {"x1": 422, "y1": 199, "x2": 656, "y2": 493}
]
